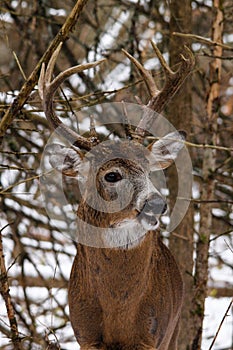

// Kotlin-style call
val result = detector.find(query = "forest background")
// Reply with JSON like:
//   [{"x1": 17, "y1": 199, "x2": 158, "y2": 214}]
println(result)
[{"x1": 0, "y1": 1, "x2": 232, "y2": 349}]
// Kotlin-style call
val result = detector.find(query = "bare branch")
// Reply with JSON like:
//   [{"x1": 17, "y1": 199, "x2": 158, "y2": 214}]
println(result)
[
  {"x1": 146, "y1": 137, "x2": 233, "y2": 152},
  {"x1": 208, "y1": 298, "x2": 233, "y2": 350},
  {"x1": 0, "y1": 224, "x2": 23, "y2": 349},
  {"x1": 173, "y1": 32, "x2": 233, "y2": 51},
  {"x1": 0, "y1": 0, "x2": 89, "y2": 142}
]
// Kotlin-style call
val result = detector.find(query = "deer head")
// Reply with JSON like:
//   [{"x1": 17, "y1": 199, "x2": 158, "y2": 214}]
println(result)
[{"x1": 39, "y1": 42, "x2": 194, "y2": 248}]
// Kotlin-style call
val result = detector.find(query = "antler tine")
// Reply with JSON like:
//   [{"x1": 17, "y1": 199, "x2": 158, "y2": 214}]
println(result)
[
  {"x1": 38, "y1": 43, "x2": 106, "y2": 150},
  {"x1": 46, "y1": 43, "x2": 63, "y2": 87},
  {"x1": 89, "y1": 114, "x2": 98, "y2": 139},
  {"x1": 121, "y1": 100, "x2": 134, "y2": 140},
  {"x1": 49, "y1": 59, "x2": 106, "y2": 98},
  {"x1": 122, "y1": 49, "x2": 159, "y2": 98},
  {"x1": 38, "y1": 43, "x2": 63, "y2": 100},
  {"x1": 147, "y1": 42, "x2": 195, "y2": 113},
  {"x1": 150, "y1": 41, "x2": 174, "y2": 77},
  {"x1": 123, "y1": 42, "x2": 195, "y2": 140}
]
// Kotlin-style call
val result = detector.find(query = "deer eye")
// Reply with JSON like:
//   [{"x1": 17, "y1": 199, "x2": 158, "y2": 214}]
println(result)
[{"x1": 104, "y1": 172, "x2": 122, "y2": 183}]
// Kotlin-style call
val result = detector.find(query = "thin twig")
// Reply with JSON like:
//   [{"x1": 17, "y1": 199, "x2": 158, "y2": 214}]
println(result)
[
  {"x1": 0, "y1": 151, "x2": 38, "y2": 155},
  {"x1": 0, "y1": 170, "x2": 53, "y2": 194},
  {"x1": 0, "y1": 224, "x2": 23, "y2": 349},
  {"x1": 224, "y1": 240, "x2": 233, "y2": 254},
  {"x1": 208, "y1": 298, "x2": 233, "y2": 350},
  {"x1": 192, "y1": 199, "x2": 233, "y2": 204},
  {"x1": 0, "y1": 174, "x2": 40, "y2": 194},
  {"x1": 210, "y1": 230, "x2": 233, "y2": 242},
  {"x1": 202, "y1": 51, "x2": 233, "y2": 60},
  {"x1": 173, "y1": 32, "x2": 233, "y2": 51},
  {"x1": 12, "y1": 51, "x2": 27, "y2": 81},
  {"x1": 184, "y1": 140, "x2": 233, "y2": 151},
  {"x1": 0, "y1": 164, "x2": 35, "y2": 172},
  {"x1": 146, "y1": 136, "x2": 233, "y2": 152}
]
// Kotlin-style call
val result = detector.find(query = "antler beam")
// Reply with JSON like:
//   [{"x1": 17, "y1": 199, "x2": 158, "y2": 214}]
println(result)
[{"x1": 39, "y1": 43, "x2": 105, "y2": 150}]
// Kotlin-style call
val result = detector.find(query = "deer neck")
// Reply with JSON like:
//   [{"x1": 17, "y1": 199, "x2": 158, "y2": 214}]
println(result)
[{"x1": 79, "y1": 231, "x2": 157, "y2": 303}]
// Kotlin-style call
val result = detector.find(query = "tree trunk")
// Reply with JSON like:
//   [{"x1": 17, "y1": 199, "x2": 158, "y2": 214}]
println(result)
[
  {"x1": 192, "y1": 1, "x2": 223, "y2": 349},
  {"x1": 168, "y1": 1, "x2": 195, "y2": 349}
]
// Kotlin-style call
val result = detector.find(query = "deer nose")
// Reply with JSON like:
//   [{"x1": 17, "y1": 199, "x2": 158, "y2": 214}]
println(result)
[{"x1": 143, "y1": 195, "x2": 167, "y2": 215}]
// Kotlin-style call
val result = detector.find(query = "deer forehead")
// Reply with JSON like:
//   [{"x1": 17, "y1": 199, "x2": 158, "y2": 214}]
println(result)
[{"x1": 86, "y1": 140, "x2": 151, "y2": 172}]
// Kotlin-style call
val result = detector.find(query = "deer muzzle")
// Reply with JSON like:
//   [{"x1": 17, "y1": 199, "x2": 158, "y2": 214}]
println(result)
[{"x1": 138, "y1": 194, "x2": 167, "y2": 231}]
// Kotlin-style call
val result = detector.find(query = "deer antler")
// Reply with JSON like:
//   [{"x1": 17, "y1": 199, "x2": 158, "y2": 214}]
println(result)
[
  {"x1": 39, "y1": 43, "x2": 105, "y2": 150},
  {"x1": 122, "y1": 41, "x2": 195, "y2": 139}
]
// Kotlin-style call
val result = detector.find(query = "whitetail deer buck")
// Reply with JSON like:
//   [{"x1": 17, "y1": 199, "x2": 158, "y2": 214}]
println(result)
[{"x1": 39, "y1": 42, "x2": 194, "y2": 350}]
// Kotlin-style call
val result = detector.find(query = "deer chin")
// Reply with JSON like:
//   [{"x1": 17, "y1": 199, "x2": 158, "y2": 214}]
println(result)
[
  {"x1": 109, "y1": 219, "x2": 147, "y2": 249},
  {"x1": 138, "y1": 212, "x2": 160, "y2": 231}
]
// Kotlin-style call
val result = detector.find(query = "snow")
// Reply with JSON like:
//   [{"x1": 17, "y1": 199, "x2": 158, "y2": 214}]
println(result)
[{"x1": 203, "y1": 297, "x2": 233, "y2": 350}]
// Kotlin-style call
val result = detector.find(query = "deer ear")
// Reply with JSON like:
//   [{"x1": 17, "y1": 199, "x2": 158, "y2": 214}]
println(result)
[
  {"x1": 147, "y1": 131, "x2": 186, "y2": 171},
  {"x1": 45, "y1": 144, "x2": 87, "y2": 178}
]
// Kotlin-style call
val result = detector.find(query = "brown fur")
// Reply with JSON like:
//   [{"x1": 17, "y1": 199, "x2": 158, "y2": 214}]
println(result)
[
  {"x1": 49, "y1": 141, "x2": 185, "y2": 350},
  {"x1": 69, "y1": 231, "x2": 183, "y2": 350}
]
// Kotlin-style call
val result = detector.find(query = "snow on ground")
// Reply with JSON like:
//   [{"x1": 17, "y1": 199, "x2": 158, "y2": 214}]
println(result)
[
  {"x1": 0, "y1": 285, "x2": 232, "y2": 349},
  {"x1": 0, "y1": 226, "x2": 232, "y2": 349},
  {"x1": 202, "y1": 297, "x2": 233, "y2": 350}
]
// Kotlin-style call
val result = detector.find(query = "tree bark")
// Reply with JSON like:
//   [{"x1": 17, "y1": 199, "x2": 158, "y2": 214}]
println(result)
[
  {"x1": 168, "y1": 1, "x2": 195, "y2": 349},
  {"x1": 0, "y1": 225, "x2": 23, "y2": 350},
  {"x1": 192, "y1": 1, "x2": 223, "y2": 349}
]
